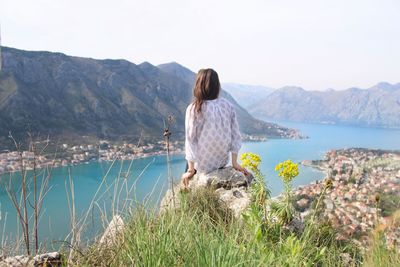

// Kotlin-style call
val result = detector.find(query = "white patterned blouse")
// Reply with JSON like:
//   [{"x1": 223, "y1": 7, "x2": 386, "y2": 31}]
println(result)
[{"x1": 185, "y1": 97, "x2": 242, "y2": 174}]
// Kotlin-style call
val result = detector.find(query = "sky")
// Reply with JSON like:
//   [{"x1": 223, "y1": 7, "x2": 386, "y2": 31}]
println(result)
[{"x1": 0, "y1": 0, "x2": 399, "y2": 91}]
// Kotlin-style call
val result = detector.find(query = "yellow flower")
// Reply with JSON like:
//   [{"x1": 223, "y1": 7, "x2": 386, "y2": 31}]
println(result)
[
  {"x1": 240, "y1": 152, "x2": 261, "y2": 172},
  {"x1": 325, "y1": 178, "x2": 333, "y2": 189},
  {"x1": 275, "y1": 160, "x2": 299, "y2": 183}
]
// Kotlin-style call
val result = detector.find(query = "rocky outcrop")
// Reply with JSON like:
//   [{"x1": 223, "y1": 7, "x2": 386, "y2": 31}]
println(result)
[
  {"x1": 160, "y1": 167, "x2": 253, "y2": 217},
  {"x1": 0, "y1": 214, "x2": 124, "y2": 267},
  {"x1": 99, "y1": 215, "x2": 124, "y2": 246},
  {"x1": 0, "y1": 252, "x2": 61, "y2": 267}
]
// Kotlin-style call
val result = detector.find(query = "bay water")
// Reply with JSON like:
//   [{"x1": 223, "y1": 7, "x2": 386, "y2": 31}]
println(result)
[{"x1": 1, "y1": 121, "x2": 400, "y2": 247}]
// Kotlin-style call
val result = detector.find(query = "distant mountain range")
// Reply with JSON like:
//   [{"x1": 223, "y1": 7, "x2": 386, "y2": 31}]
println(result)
[
  {"x1": 249, "y1": 83, "x2": 400, "y2": 128},
  {"x1": 0, "y1": 47, "x2": 297, "y2": 147},
  {"x1": 222, "y1": 83, "x2": 274, "y2": 109}
]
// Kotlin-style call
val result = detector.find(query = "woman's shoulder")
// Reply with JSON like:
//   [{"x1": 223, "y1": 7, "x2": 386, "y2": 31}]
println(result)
[
  {"x1": 185, "y1": 102, "x2": 195, "y2": 116},
  {"x1": 218, "y1": 97, "x2": 234, "y2": 110},
  {"x1": 186, "y1": 102, "x2": 195, "y2": 110}
]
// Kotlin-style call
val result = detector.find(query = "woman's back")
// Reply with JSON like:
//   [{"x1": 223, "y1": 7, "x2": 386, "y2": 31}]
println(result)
[
  {"x1": 182, "y1": 68, "x2": 247, "y2": 188},
  {"x1": 185, "y1": 97, "x2": 241, "y2": 173}
]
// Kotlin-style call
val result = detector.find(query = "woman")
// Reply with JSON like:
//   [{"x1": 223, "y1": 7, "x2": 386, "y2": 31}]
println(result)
[{"x1": 181, "y1": 68, "x2": 248, "y2": 188}]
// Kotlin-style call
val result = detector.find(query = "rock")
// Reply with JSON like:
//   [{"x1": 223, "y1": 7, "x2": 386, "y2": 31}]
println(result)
[
  {"x1": 0, "y1": 252, "x2": 61, "y2": 267},
  {"x1": 233, "y1": 189, "x2": 244, "y2": 198},
  {"x1": 160, "y1": 167, "x2": 253, "y2": 217},
  {"x1": 340, "y1": 253, "x2": 353, "y2": 266},
  {"x1": 296, "y1": 198, "x2": 309, "y2": 209},
  {"x1": 159, "y1": 185, "x2": 182, "y2": 211},
  {"x1": 215, "y1": 187, "x2": 251, "y2": 217},
  {"x1": 283, "y1": 216, "x2": 305, "y2": 234},
  {"x1": 0, "y1": 255, "x2": 31, "y2": 267},
  {"x1": 324, "y1": 199, "x2": 334, "y2": 211},
  {"x1": 99, "y1": 215, "x2": 124, "y2": 245},
  {"x1": 33, "y1": 252, "x2": 61, "y2": 266},
  {"x1": 197, "y1": 168, "x2": 253, "y2": 189}
]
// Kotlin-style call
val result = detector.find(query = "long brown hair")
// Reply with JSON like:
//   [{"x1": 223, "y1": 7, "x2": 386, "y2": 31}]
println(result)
[{"x1": 193, "y1": 68, "x2": 221, "y2": 114}]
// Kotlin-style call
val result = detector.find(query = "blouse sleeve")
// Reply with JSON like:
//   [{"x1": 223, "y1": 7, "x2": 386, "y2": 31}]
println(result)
[
  {"x1": 229, "y1": 105, "x2": 242, "y2": 153},
  {"x1": 185, "y1": 104, "x2": 197, "y2": 161}
]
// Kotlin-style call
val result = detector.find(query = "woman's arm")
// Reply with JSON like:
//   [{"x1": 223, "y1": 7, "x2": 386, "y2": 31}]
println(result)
[
  {"x1": 229, "y1": 105, "x2": 248, "y2": 175},
  {"x1": 187, "y1": 160, "x2": 195, "y2": 172},
  {"x1": 182, "y1": 160, "x2": 196, "y2": 188},
  {"x1": 185, "y1": 105, "x2": 197, "y2": 162},
  {"x1": 232, "y1": 152, "x2": 248, "y2": 175},
  {"x1": 182, "y1": 105, "x2": 198, "y2": 188}
]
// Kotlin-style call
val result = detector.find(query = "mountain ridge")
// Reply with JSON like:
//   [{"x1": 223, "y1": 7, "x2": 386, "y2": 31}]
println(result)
[
  {"x1": 0, "y1": 46, "x2": 298, "y2": 147},
  {"x1": 249, "y1": 82, "x2": 400, "y2": 128}
]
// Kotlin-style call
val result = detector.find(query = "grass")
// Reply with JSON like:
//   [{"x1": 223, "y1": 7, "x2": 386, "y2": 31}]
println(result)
[
  {"x1": 363, "y1": 232, "x2": 400, "y2": 267},
  {"x1": 71, "y1": 187, "x2": 365, "y2": 267},
  {"x1": 66, "y1": 151, "x2": 399, "y2": 267}
]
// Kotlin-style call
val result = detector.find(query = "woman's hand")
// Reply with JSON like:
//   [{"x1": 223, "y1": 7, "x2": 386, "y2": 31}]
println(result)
[
  {"x1": 232, "y1": 162, "x2": 249, "y2": 176},
  {"x1": 181, "y1": 169, "x2": 196, "y2": 188}
]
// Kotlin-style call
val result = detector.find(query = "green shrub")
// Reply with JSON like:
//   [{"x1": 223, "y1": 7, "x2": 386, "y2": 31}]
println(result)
[{"x1": 377, "y1": 192, "x2": 400, "y2": 217}]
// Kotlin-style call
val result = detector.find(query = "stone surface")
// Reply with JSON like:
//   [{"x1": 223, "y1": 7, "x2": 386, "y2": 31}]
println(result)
[
  {"x1": 296, "y1": 198, "x2": 309, "y2": 209},
  {"x1": 160, "y1": 167, "x2": 253, "y2": 217},
  {"x1": 198, "y1": 167, "x2": 252, "y2": 189},
  {"x1": 284, "y1": 217, "x2": 305, "y2": 234},
  {"x1": 0, "y1": 252, "x2": 61, "y2": 267},
  {"x1": 324, "y1": 199, "x2": 334, "y2": 210},
  {"x1": 100, "y1": 215, "x2": 124, "y2": 245},
  {"x1": 0, "y1": 255, "x2": 31, "y2": 267}
]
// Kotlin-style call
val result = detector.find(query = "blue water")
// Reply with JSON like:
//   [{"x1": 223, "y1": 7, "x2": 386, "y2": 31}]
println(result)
[
  {"x1": 241, "y1": 121, "x2": 400, "y2": 195},
  {"x1": 1, "y1": 122, "x2": 400, "y2": 248}
]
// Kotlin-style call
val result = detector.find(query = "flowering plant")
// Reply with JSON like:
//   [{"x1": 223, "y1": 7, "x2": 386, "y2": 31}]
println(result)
[
  {"x1": 240, "y1": 152, "x2": 261, "y2": 173},
  {"x1": 271, "y1": 159, "x2": 299, "y2": 224},
  {"x1": 274, "y1": 160, "x2": 299, "y2": 184}
]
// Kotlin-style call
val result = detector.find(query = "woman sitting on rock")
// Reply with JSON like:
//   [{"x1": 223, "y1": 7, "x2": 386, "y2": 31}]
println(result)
[{"x1": 181, "y1": 68, "x2": 248, "y2": 188}]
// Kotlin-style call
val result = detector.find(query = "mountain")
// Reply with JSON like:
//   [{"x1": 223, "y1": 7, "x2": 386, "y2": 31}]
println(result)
[
  {"x1": 221, "y1": 83, "x2": 274, "y2": 109},
  {"x1": 0, "y1": 47, "x2": 297, "y2": 146},
  {"x1": 249, "y1": 83, "x2": 400, "y2": 128}
]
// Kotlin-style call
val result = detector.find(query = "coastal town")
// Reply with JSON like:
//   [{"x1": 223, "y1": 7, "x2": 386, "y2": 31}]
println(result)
[
  {"x1": 0, "y1": 140, "x2": 184, "y2": 174},
  {"x1": 299, "y1": 148, "x2": 400, "y2": 251},
  {"x1": 0, "y1": 133, "x2": 275, "y2": 175}
]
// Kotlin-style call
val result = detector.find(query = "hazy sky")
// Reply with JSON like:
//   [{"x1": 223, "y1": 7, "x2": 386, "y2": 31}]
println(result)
[{"x1": 1, "y1": 0, "x2": 399, "y2": 90}]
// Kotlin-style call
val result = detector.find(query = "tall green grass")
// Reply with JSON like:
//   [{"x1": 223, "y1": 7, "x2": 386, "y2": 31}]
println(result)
[
  {"x1": 363, "y1": 232, "x2": 400, "y2": 267},
  {"x1": 72, "y1": 187, "x2": 362, "y2": 267}
]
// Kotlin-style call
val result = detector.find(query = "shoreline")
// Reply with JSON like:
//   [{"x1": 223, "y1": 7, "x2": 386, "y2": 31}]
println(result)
[
  {"x1": 0, "y1": 150, "x2": 186, "y2": 176},
  {"x1": 0, "y1": 135, "x2": 284, "y2": 176}
]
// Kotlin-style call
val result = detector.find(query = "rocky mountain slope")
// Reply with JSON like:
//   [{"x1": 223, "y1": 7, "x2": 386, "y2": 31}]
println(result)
[
  {"x1": 0, "y1": 47, "x2": 297, "y2": 146},
  {"x1": 250, "y1": 83, "x2": 400, "y2": 128}
]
